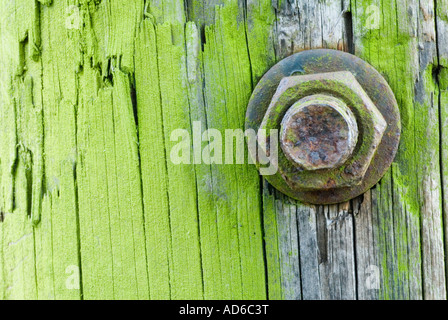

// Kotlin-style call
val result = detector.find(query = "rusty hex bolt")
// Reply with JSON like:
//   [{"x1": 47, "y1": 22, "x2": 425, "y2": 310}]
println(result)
[
  {"x1": 258, "y1": 70, "x2": 388, "y2": 191},
  {"x1": 246, "y1": 49, "x2": 401, "y2": 204},
  {"x1": 280, "y1": 94, "x2": 358, "y2": 171}
]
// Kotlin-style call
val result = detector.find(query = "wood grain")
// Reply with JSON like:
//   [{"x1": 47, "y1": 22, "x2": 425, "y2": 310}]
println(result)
[{"x1": 0, "y1": 0, "x2": 447, "y2": 300}]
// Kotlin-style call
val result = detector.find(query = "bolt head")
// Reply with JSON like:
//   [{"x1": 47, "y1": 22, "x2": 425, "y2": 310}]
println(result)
[
  {"x1": 259, "y1": 71, "x2": 387, "y2": 190},
  {"x1": 280, "y1": 94, "x2": 358, "y2": 171}
]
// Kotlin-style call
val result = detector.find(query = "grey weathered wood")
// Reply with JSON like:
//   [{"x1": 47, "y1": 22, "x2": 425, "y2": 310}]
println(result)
[
  {"x1": 351, "y1": 0, "x2": 445, "y2": 300},
  {"x1": 416, "y1": 0, "x2": 446, "y2": 300},
  {"x1": 275, "y1": 194, "x2": 302, "y2": 300},
  {"x1": 265, "y1": 0, "x2": 358, "y2": 300},
  {"x1": 273, "y1": 0, "x2": 350, "y2": 58},
  {"x1": 353, "y1": 190, "x2": 380, "y2": 300},
  {"x1": 296, "y1": 203, "x2": 321, "y2": 300},
  {"x1": 320, "y1": 203, "x2": 356, "y2": 299},
  {"x1": 265, "y1": 0, "x2": 447, "y2": 300},
  {"x1": 437, "y1": 0, "x2": 448, "y2": 294}
]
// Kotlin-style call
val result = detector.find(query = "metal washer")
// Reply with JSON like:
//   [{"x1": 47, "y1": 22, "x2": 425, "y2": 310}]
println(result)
[{"x1": 245, "y1": 49, "x2": 401, "y2": 204}]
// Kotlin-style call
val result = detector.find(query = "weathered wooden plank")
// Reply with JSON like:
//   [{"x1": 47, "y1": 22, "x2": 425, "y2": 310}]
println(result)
[
  {"x1": 295, "y1": 200, "x2": 321, "y2": 299},
  {"x1": 416, "y1": 0, "x2": 446, "y2": 300},
  {"x1": 135, "y1": 19, "x2": 172, "y2": 300},
  {"x1": 261, "y1": 0, "x2": 358, "y2": 300},
  {"x1": 353, "y1": 190, "x2": 379, "y2": 300},
  {"x1": 262, "y1": 182, "x2": 285, "y2": 300},
  {"x1": 185, "y1": 21, "x2": 222, "y2": 299},
  {"x1": 37, "y1": 0, "x2": 84, "y2": 299},
  {"x1": 321, "y1": 203, "x2": 357, "y2": 299},
  {"x1": 437, "y1": 0, "x2": 448, "y2": 290},
  {"x1": 273, "y1": 0, "x2": 350, "y2": 57},
  {"x1": 136, "y1": 0, "x2": 268, "y2": 299},
  {"x1": 200, "y1": 2, "x2": 266, "y2": 298},
  {"x1": 352, "y1": 0, "x2": 446, "y2": 299},
  {"x1": 245, "y1": 0, "x2": 276, "y2": 82},
  {"x1": 77, "y1": 69, "x2": 150, "y2": 299},
  {"x1": 272, "y1": 193, "x2": 301, "y2": 300},
  {"x1": 156, "y1": 21, "x2": 204, "y2": 299},
  {"x1": 0, "y1": 0, "x2": 81, "y2": 299}
]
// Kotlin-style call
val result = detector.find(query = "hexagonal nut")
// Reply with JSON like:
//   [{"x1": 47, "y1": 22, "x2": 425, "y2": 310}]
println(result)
[
  {"x1": 280, "y1": 94, "x2": 359, "y2": 171},
  {"x1": 258, "y1": 71, "x2": 387, "y2": 191}
]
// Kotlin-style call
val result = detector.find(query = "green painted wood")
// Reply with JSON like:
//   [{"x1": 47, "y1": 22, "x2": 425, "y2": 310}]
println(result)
[{"x1": 0, "y1": 0, "x2": 447, "y2": 300}]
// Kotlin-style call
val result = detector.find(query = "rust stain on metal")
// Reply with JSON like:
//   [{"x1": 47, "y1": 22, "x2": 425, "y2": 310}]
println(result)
[{"x1": 280, "y1": 94, "x2": 358, "y2": 171}]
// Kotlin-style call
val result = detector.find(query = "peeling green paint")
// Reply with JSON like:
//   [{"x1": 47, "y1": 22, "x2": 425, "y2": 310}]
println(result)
[
  {"x1": 1, "y1": 0, "x2": 447, "y2": 300},
  {"x1": 1, "y1": 0, "x2": 270, "y2": 299}
]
